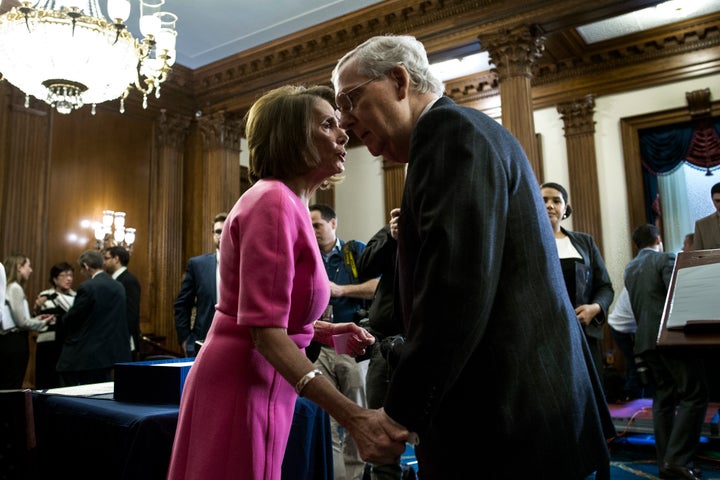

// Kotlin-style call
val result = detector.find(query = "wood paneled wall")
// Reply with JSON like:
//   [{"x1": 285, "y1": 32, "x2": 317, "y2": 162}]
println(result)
[{"x1": 0, "y1": 0, "x2": 719, "y2": 385}]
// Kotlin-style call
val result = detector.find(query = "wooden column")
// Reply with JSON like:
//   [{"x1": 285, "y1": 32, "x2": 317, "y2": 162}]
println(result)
[
  {"x1": 195, "y1": 112, "x2": 243, "y2": 252},
  {"x1": 557, "y1": 94, "x2": 604, "y2": 253},
  {"x1": 482, "y1": 25, "x2": 545, "y2": 179},
  {"x1": 149, "y1": 111, "x2": 191, "y2": 348},
  {"x1": 382, "y1": 160, "x2": 406, "y2": 221}
]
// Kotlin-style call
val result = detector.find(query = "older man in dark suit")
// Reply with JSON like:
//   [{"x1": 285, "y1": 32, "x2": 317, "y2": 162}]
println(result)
[
  {"x1": 333, "y1": 35, "x2": 614, "y2": 479},
  {"x1": 174, "y1": 212, "x2": 227, "y2": 356},
  {"x1": 625, "y1": 224, "x2": 708, "y2": 480},
  {"x1": 56, "y1": 249, "x2": 131, "y2": 386}
]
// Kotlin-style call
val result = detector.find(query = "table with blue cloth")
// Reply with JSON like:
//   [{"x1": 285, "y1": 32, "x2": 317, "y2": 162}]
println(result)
[{"x1": 31, "y1": 392, "x2": 332, "y2": 480}]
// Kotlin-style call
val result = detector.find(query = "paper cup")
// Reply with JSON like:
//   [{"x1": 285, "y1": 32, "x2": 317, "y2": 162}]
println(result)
[{"x1": 332, "y1": 333, "x2": 354, "y2": 355}]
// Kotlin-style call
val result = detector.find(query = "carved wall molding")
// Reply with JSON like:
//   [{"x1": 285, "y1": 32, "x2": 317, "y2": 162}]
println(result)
[
  {"x1": 557, "y1": 95, "x2": 596, "y2": 136},
  {"x1": 189, "y1": 0, "x2": 674, "y2": 114},
  {"x1": 534, "y1": 21, "x2": 720, "y2": 84},
  {"x1": 157, "y1": 110, "x2": 192, "y2": 149},
  {"x1": 196, "y1": 112, "x2": 245, "y2": 151},
  {"x1": 443, "y1": 20, "x2": 719, "y2": 108}
]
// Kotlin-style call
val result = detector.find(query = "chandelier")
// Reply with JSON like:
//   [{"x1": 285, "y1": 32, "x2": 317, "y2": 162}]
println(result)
[
  {"x1": 94, "y1": 210, "x2": 137, "y2": 252},
  {"x1": 0, "y1": 0, "x2": 177, "y2": 115}
]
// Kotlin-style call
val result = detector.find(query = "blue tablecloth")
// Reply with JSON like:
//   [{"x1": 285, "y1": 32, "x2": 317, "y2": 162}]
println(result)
[{"x1": 31, "y1": 393, "x2": 332, "y2": 480}]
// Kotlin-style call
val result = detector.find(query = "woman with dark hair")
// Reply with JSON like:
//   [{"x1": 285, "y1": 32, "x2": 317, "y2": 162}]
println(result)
[
  {"x1": 1, "y1": 254, "x2": 54, "y2": 389},
  {"x1": 34, "y1": 261, "x2": 76, "y2": 389},
  {"x1": 541, "y1": 182, "x2": 615, "y2": 377}
]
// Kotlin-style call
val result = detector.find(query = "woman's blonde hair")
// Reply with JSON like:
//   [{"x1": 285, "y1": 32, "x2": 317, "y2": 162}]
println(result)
[{"x1": 3, "y1": 253, "x2": 29, "y2": 286}]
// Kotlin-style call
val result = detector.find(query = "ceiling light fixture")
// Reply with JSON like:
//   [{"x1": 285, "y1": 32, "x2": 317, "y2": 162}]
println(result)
[{"x1": 0, "y1": 0, "x2": 177, "y2": 115}]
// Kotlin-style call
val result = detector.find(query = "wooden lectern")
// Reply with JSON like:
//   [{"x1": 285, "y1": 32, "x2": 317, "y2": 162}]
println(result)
[{"x1": 657, "y1": 248, "x2": 720, "y2": 348}]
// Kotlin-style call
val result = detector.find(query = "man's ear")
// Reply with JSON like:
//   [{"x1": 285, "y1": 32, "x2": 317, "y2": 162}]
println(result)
[{"x1": 389, "y1": 64, "x2": 410, "y2": 100}]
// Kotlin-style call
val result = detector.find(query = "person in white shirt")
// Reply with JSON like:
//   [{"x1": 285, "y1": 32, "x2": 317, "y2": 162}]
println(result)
[
  {"x1": 608, "y1": 287, "x2": 643, "y2": 401},
  {"x1": 1, "y1": 254, "x2": 53, "y2": 389}
]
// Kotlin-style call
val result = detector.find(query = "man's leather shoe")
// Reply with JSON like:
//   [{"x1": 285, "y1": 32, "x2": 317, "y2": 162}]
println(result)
[{"x1": 659, "y1": 464, "x2": 701, "y2": 480}]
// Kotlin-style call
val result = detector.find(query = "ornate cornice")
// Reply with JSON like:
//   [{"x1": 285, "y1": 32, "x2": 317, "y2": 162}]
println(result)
[
  {"x1": 446, "y1": 17, "x2": 720, "y2": 108},
  {"x1": 533, "y1": 20, "x2": 720, "y2": 84},
  {"x1": 159, "y1": 0, "x2": 718, "y2": 115}
]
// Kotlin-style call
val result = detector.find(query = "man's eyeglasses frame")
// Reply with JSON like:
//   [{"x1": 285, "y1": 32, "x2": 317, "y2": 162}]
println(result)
[{"x1": 335, "y1": 77, "x2": 379, "y2": 113}]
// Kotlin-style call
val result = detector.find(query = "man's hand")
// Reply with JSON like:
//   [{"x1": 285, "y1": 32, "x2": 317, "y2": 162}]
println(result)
[{"x1": 346, "y1": 408, "x2": 410, "y2": 465}]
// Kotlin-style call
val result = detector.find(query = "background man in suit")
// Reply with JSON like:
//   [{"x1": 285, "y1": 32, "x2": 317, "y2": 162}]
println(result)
[
  {"x1": 103, "y1": 246, "x2": 141, "y2": 359},
  {"x1": 332, "y1": 35, "x2": 614, "y2": 479},
  {"x1": 625, "y1": 224, "x2": 708, "y2": 480},
  {"x1": 174, "y1": 212, "x2": 227, "y2": 356},
  {"x1": 692, "y1": 182, "x2": 720, "y2": 250},
  {"x1": 56, "y1": 249, "x2": 131, "y2": 386}
]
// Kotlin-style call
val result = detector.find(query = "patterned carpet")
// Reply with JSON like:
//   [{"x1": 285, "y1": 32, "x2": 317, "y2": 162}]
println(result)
[
  {"x1": 397, "y1": 437, "x2": 720, "y2": 479},
  {"x1": 609, "y1": 435, "x2": 720, "y2": 479},
  {"x1": 398, "y1": 413, "x2": 720, "y2": 479}
]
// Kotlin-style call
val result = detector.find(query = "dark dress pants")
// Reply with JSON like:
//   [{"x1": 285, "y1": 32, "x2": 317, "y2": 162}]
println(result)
[
  {"x1": 366, "y1": 344, "x2": 403, "y2": 480},
  {"x1": 0, "y1": 331, "x2": 30, "y2": 389},
  {"x1": 644, "y1": 349, "x2": 708, "y2": 469}
]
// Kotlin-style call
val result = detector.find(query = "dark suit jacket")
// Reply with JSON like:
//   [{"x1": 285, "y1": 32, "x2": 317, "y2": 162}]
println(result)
[
  {"x1": 387, "y1": 96, "x2": 613, "y2": 477},
  {"x1": 356, "y1": 224, "x2": 401, "y2": 339},
  {"x1": 117, "y1": 269, "x2": 141, "y2": 352},
  {"x1": 624, "y1": 248, "x2": 675, "y2": 355},
  {"x1": 56, "y1": 271, "x2": 131, "y2": 372},
  {"x1": 693, "y1": 212, "x2": 720, "y2": 250},
  {"x1": 174, "y1": 253, "x2": 217, "y2": 350},
  {"x1": 563, "y1": 228, "x2": 614, "y2": 340}
]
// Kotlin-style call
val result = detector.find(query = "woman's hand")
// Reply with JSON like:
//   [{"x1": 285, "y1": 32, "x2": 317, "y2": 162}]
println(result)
[
  {"x1": 331, "y1": 322, "x2": 375, "y2": 356},
  {"x1": 38, "y1": 313, "x2": 55, "y2": 325},
  {"x1": 313, "y1": 320, "x2": 374, "y2": 356}
]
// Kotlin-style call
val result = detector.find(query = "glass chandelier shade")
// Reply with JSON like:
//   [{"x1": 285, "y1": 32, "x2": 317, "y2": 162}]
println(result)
[
  {"x1": 0, "y1": 0, "x2": 177, "y2": 114},
  {"x1": 95, "y1": 209, "x2": 136, "y2": 252}
]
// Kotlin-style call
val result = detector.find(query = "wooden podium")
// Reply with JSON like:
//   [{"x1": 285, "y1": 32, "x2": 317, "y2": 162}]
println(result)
[{"x1": 657, "y1": 248, "x2": 720, "y2": 348}]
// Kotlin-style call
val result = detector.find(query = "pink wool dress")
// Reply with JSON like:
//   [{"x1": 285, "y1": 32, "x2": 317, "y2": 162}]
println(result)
[{"x1": 167, "y1": 179, "x2": 330, "y2": 480}]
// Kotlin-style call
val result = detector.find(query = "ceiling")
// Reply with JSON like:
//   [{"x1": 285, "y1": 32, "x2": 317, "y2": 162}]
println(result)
[
  {"x1": 0, "y1": 0, "x2": 718, "y2": 73},
  {"x1": 144, "y1": 0, "x2": 720, "y2": 73}
]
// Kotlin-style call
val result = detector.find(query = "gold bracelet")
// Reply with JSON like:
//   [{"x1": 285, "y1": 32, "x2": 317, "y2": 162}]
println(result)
[{"x1": 295, "y1": 369, "x2": 323, "y2": 396}]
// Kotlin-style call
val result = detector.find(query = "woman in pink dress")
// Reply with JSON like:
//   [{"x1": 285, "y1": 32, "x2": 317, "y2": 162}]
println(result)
[{"x1": 167, "y1": 85, "x2": 409, "y2": 480}]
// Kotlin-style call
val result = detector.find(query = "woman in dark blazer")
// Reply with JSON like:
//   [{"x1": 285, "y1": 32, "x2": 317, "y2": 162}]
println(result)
[{"x1": 541, "y1": 182, "x2": 614, "y2": 375}]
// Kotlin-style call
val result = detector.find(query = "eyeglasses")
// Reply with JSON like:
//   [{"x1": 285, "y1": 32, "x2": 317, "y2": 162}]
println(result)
[
  {"x1": 335, "y1": 77, "x2": 379, "y2": 113},
  {"x1": 213, "y1": 229, "x2": 223, "y2": 235}
]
